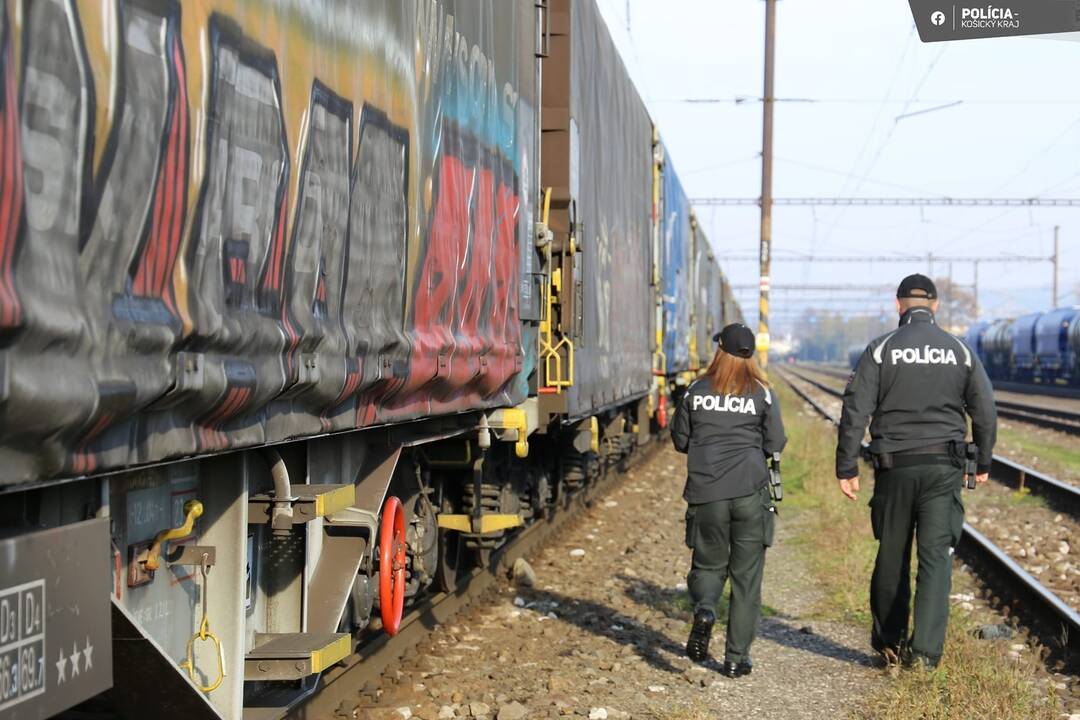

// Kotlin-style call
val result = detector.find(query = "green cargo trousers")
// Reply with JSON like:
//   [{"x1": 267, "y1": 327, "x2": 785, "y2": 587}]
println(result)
[
  {"x1": 869, "y1": 464, "x2": 965, "y2": 662},
  {"x1": 685, "y1": 487, "x2": 776, "y2": 664}
]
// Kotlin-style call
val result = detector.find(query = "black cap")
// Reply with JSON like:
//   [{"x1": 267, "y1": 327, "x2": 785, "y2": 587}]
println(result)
[
  {"x1": 718, "y1": 323, "x2": 755, "y2": 358},
  {"x1": 896, "y1": 273, "x2": 937, "y2": 300}
]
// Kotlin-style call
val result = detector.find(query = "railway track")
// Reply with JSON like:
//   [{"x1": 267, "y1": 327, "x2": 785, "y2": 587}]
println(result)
[
  {"x1": 995, "y1": 380, "x2": 1080, "y2": 402},
  {"x1": 799, "y1": 363, "x2": 1080, "y2": 436},
  {"x1": 281, "y1": 442, "x2": 656, "y2": 720},
  {"x1": 774, "y1": 366, "x2": 1080, "y2": 658},
  {"x1": 785, "y1": 365, "x2": 1080, "y2": 514}
]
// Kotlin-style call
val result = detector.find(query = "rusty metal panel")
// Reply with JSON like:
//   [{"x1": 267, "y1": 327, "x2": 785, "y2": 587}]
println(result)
[
  {"x1": 545, "y1": 0, "x2": 653, "y2": 418},
  {"x1": 0, "y1": 0, "x2": 539, "y2": 487},
  {"x1": 0, "y1": 519, "x2": 112, "y2": 720}
]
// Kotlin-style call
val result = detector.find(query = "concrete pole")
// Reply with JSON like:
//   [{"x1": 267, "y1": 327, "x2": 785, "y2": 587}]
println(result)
[
  {"x1": 1053, "y1": 225, "x2": 1060, "y2": 308},
  {"x1": 973, "y1": 259, "x2": 979, "y2": 320},
  {"x1": 757, "y1": 0, "x2": 777, "y2": 367}
]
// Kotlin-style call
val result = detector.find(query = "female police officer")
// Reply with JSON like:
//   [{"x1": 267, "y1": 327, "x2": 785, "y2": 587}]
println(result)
[{"x1": 671, "y1": 323, "x2": 786, "y2": 677}]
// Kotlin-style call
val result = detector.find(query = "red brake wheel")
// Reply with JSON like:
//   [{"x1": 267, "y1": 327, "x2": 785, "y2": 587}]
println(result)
[{"x1": 378, "y1": 495, "x2": 407, "y2": 636}]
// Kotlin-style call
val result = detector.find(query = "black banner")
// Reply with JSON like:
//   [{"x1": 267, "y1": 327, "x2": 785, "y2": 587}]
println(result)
[{"x1": 908, "y1": 1, "x2": 1080, "y2": 41}]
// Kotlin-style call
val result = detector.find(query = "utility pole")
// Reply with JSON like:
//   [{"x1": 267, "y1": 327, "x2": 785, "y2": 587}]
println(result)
[
  {"x1": 1053, "y1": 225, "x2": 1060, "y2": 308},
  {"x1": 757, "y1": 0, "x2": 777, "y2": 367},
  {"x1": 973, "y1": 260, "x2": 979, "y2": 320},
  {"x1": 947, "y1": 261, "x2": 953, "y2": 329}
]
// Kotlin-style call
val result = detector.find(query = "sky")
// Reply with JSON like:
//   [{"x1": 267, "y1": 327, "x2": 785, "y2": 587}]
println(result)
[{"x1": 594, "y1": 0, "x2": 1080, "y2": 335}]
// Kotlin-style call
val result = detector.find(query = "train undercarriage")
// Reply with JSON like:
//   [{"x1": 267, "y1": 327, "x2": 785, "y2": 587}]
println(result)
[{"x1": 0, "y1": 396, "x2": 653, "y2": 719}]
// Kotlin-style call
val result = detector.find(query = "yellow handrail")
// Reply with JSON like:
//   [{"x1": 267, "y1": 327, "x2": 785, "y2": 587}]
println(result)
[
  {"x1": 145, "y1": 500, "x2": 203, "y2": 571},
  {"x1": 538, "y1": 187, "x2": 574, "y2": 393}
]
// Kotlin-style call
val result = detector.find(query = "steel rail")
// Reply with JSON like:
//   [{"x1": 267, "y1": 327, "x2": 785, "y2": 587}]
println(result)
[
  {"x1": 774, "y1": 367, "x2": 1080, "y2": 653},
  {"x1": 994, "y1": 401, "x2": 1080, "y2": 436},
  {"x1": 993, "y1": 381, "x2": 1080, "y2": 401},
  {"x1": 279, "y1": 442, "x2": 657, "y2": 720},
  {"x1": 797, "y1": 363, "x2": 1080, "y2": 436},
  {"x1": 785, "y1": 365, "x2": 1080, "y2": 513}
]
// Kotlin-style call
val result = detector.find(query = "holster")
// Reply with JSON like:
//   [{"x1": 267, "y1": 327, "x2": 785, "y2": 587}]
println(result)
[
  {"x1": 861, "y1": 445, "x2": 894, "y2": 470},
  {"x1": 947, "y1": 440, "x2": 965, "y2": 469}
]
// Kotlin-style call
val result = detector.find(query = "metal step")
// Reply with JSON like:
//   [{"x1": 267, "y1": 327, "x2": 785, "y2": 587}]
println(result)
[
  {"x1": 244, "y1": 632, "x2": 351, "y2": 681},
  {"x1": 248, "y1": 483, "x2": 355, "y2": 525}
]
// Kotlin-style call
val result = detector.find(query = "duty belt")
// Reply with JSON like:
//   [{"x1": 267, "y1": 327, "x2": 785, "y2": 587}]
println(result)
[{"x1": 866, "y1": 442, "x2": 961, "y2": 471}]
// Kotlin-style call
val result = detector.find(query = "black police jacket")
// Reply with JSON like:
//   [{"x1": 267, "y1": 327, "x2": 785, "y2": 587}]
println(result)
[
  {"x1": 671, "y1": 378, "x2": 787, "y2": 504},
  {"x1": 836, "y1": 307, "x2": 997, "y2": 479}
]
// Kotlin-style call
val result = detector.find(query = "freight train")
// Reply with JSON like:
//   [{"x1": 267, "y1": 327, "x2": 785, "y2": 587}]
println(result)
[
  {"x1": 0, "y1": 1, "x2": 737, "y2": 719},
  {"x1": 965, "y1": 307, "x2": 1080, "y2": 385}
]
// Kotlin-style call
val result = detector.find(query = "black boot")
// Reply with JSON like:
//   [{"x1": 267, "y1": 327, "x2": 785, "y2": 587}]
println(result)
[
  {"x1": 721, "y1": 659, "x2": 753, "y2": 678},
  {"x1": 901, "y1": 647, "x2": 940, "y2": 670},
  {"x1": 686, "y1": 608, "x2": 715, "y2": 663}
]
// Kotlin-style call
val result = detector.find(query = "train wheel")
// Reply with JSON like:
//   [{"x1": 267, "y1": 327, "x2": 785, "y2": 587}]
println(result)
[
  {"x1": 379, "y1": 496, "x2": 407, "y2": 636},
  {"x1": 434, "y1": 496, "x2": 463, "y2": 593},
  {"x1": 434, "y1": 526, "x2": 463, "y2": 593}
]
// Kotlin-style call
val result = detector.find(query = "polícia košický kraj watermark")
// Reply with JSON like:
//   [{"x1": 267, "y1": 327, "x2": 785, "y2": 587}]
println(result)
[{"x1": 909, "y1": 1, "x2": 1080, "y2": 41}]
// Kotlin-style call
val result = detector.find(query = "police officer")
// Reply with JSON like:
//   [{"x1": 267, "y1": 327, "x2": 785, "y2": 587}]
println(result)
[
  {"x1": 672, "y1": 323, "x2": 786, "y2": 677},
  {"x1": 836, "y1": 274, "x2": 997, "y2": 669}
]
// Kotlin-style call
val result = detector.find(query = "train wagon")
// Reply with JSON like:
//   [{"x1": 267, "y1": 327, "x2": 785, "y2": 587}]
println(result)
[
  {"x1": 691, "y1": 218, "x2": 726, "y2": 371},
  {"x1": 655, "y1": 141, "x2": 728, "y2": 405},
  {"x1": 1010, "y1": 313, "x2": 1042, "y2": 381},
  {"x1": 965, "y1": 321, "x2": 989, "y2": 358},
  {"x1": 1035, "y1": 308, "x2": 1080, "y2": 383},
  {"x1": 1070, "y1": 312, "x2": 1080, "y2": 385},
  {"x1": 0, "y1": 1, "x2": 735, "y2": 719},
  {"x1": 974, "y1": 308, "x2": 1080, "y2": 386},
  {"x1": 980, "y1": 318, "x2": 1015, "y2": 380},
  {"x1": 658, "y1": 142, "x2": 694, "y2": 381}
]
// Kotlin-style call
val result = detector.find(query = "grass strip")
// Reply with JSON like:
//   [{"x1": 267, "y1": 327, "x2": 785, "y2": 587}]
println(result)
[{"x1": 774, "y1": 381, "x2": 1061, "y2": 720}]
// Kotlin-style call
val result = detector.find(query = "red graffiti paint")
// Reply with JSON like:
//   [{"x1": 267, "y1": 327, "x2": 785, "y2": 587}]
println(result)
[
  {"x1": 261, "y1": 188, "x2": 289, "y2": 311},
  {"x1": 69, "y1": 412, "x2": 114, "y2": 474},
  {"x1": 482, "y1": 179, "x2": 522, "y2": 394},
  {"x1": 405, "y1": 143, "x2": 524, "y2": 411},
  {"x1": 198, "y1": 385, "x2": 252, "y2": 450},
  {"x1": 406, "y1": 152, "x2": 471, "y2": 401},
  {"x1": 449, "y1": 163, "x2": 494, "y2": 390},
  {"x1": 132, "y1": 33, "x2": 188, "y2": 314}
]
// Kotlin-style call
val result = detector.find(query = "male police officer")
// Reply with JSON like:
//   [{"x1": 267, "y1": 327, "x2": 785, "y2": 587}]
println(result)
[{"x1": 836, "y1": 274, "x2": 996, "y2": 669}]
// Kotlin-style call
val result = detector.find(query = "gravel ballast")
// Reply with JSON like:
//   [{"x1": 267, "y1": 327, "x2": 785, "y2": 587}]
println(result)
[{"x1": 358, "y1": 443, "x2": 883, "y2": 719}]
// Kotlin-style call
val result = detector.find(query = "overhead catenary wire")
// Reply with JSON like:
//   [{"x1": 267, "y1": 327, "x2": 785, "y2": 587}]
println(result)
[
  {"x1": 655, "y1": 97, "x2": 1080, "y2": 106},
  {"x1": 845, "y1": 44, "x2": 949, "y2": 200}
]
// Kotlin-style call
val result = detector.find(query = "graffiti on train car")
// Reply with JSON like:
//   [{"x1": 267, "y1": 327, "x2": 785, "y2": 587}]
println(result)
[{"x1": 0, "y1": 0, "x2": 537, "y2": 484}]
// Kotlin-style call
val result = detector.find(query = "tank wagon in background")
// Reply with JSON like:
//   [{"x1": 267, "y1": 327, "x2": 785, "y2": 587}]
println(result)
[
  {"x1": 970, "y1": 307, "x2": 1080, "y2": 386},
  {"x1": 0, "y1": 1, "x2": 737, "y2": 718}
]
